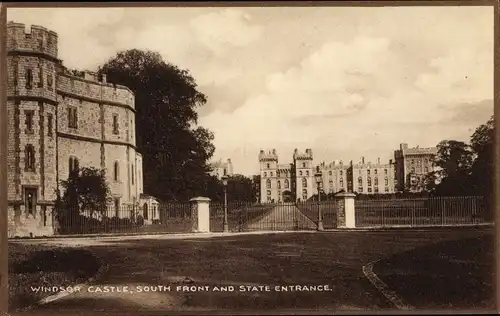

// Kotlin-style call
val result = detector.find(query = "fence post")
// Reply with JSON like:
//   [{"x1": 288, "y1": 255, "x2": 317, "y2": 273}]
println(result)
[
  {"x1": 189, "y1": 197, "x2": 211, "y2": 233},
  {"x1": 335, "y1": 192, "x2": 356, "y2": 228}
]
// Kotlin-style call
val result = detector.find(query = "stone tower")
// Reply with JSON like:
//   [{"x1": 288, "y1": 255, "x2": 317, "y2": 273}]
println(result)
[
  {"x1": 293, "y1": 148, "x2": 314, "y2": 202},
  {"x1": 259, "y1": 149, "x2": 279, "y2": 203},
  {"x1": 6, "y1": 22, "x2": 59, "y2": 236}
]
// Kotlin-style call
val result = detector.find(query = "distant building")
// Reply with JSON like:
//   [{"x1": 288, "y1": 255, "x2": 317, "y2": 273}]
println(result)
[
  {"x1": 394, "y1": 143, "x2": 437, "y2": 192},
  {"x1": 209, "y1": 158, "x2": 233, "y2": 179},
  {"x1": 347, "y1": 157, "x2": 396, "y2": 194},
  {"x1": 259, "y1": 148, "x2": 316, "y2": 203}
]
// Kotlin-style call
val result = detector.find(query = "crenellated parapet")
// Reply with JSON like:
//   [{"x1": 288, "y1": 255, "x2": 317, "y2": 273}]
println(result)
[
  {"x1": 7, "y1": 22, "x2": 59, "y2": 60},
  {"x1": 259, "y1": 149, "x2": 279, "y2": 162},
  {"x1": 293, "y1": 148, "x2": 313, "y2": 161}
]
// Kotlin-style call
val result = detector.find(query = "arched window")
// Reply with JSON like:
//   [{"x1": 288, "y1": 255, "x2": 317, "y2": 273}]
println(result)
[
  {"x1": 385, "y1": 178, "x2": 389, "y2": 186},
  {"x1": 264, "y1": 172, "x2": 267, "y2": 177},
  {"x1": 284, "y1": 179, "x2": 289, "y2": 189},
  {"x1": 114, "y1": 161, "x2": 119, "y2": 181},
  {"x1": 367, "y1": 177, "x2": 372, "y2": 186},
  {"x1": 267, "y1": 163, "x2": 270, "y2": 169},
  {"x1": 302, "y1": 163, "x2": 306, "y2": 168},
  {"x1": 358, "y1": 177, "x2": 362, "y2": 185},
  {"x1": 267, "y1": 190, "x2": 271, "y2": 196},
  {"x1": 25, "y1": 145, "x2": 35, "y2": 171},
  {"x1": 340, "y1": 170, "x2": 343, "y2": 176},
  {"x1": 266, "y1": 179, "x2": 271, "y2": 189},
  {"x1": 299, "y1": 170, "x2": 303, "y2": 176},
  {"x1": 374, "y1": 177, "x2": 378, "y2": 186},
  {"x1": 302, "y1": 189, "x2": 307, "y2": 201},
  {"x1": 277, "y1": 180, "x2": 281, "y2": 189},
  {"x1": 329, "y1": 180, "x2": 333, "y2": 188},
  {"x1": 302, "y1": 178, "x2": 307, "y2": 187},
  {"x1": 340, "y1": 179, "x2": 344, "y2": 188}
]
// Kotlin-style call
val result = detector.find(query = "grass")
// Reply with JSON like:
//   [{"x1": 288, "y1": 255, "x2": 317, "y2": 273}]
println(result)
[
  {"x1": 372, "y1": 233, "x2": 496, "y2": 310},
  {"x1": 8, "y1": 243, "x2": 101, "y2": 311}
]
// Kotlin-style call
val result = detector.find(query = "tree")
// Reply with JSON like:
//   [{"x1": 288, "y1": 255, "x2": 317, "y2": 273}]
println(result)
[
  {"x1": 98, "y1": 49, "x2": 214, "y2": 201},
  {"x1": 58, "y1": 167, "x2": 110, "y2": 215},
  {"x1": 469, "y1": 115, "x2": 494, "y2": 201}
]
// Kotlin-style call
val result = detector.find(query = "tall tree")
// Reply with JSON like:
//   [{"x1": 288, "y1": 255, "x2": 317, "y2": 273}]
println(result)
[
  {"x1": 98, "y1": 49, "x2": 215, "y2": 201},
  {"x1": 469, "y1": 115, "x2": 494, "y2": 198}
]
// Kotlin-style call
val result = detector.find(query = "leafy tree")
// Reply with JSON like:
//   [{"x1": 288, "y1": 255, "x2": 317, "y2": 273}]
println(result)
[
  {"x1": 57, "y1": 167, "x2": 110, "y2": 215},
  {"x1": 98, "y1": 49, "x2": 214, "y2": 202},
  {"x1": 469, "y1": 115, "x2": 494, "y2": 198}
]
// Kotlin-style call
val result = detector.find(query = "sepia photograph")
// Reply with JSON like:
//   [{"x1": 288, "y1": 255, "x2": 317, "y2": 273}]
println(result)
[{"x1": 0, "y1": 2, "x2": 497, "y2": 315}]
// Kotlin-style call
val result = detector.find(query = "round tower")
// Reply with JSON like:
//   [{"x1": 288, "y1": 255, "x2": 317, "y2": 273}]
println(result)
[{"x1": 7, "y1": 22, "x2": 60, "y2": 237}]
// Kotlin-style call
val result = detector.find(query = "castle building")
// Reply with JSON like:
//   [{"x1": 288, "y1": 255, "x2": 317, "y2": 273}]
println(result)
[
  {"x1": 209, "y1": 158, "x2": 233, "y2": 179},
  {"x1": 394, "y1": 143, "x2": 437, "y2": 192},
  {"x1": 346, "y1": 157, "x2": 396, "y2": 194},
  {"x1": 6, "y1": 22, "x2": 143, "y2": 237},
  {"x1": 259, "y1": 148, "x2": 316, "y2": 203}
]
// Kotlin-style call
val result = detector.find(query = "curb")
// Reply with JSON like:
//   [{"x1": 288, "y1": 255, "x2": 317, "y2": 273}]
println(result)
[
  {"x1": 37, "y1": 249, "x2": 109, "y2": 306},
  {"x1": 362, "y1": 260, "x2": 413, "y2": 311}
]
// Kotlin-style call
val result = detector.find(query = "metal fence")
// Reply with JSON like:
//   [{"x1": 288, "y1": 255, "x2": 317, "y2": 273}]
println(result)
[
  {"x1": 53, "y1": 203, "x2": 194, "y2": 235},
  {"x1": 355, "y1": 196, "x2": 491, "y2": 228},
  {"x1": 208, "y1": 201, "x2": 337, "y2": 232}
]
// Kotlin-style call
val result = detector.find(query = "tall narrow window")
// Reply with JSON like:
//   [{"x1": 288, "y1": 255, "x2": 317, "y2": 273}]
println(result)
[
  {"x1": 266, "y1": 179, "x2": 271, "y2": 189},
  {"x1": 68, "y1": 107, "x2": 78, "y2": 128},
  {"x1": 25, "y1": 68, "x2": 33, "y2": 89},
  {"x1": 114, "y1": 161, "x2": 119, "y2": 181},
  {"x1": 284, "y1": 179, "x2": 289, "y2": 189},
  {"x1": 277, "y1": 180, "x2": 281, "y2": 189},
  {"x1": 131, "y1": 164, "x2": 135, "y2": 185},
  {"x1": 47, "y1": 114, "x2": 53, "y2": 137},
  {"x1": 340, "y1": 179, "x2": 344, "y2": 188},
  {"x1": 367, "y1": 177, "x2": 372, "y2": 187},
  {"x1": 302, "y1": 178, "x2": 307, "y2": 187},
  {"x1": 38, "y1": 63, "x2": 44, "y2": 88},
  {"x1": 47, "y1": 71, "x2": 53, "y2": 88},
  {"x1": 374, "y1": 177, "x2": 378, "y2": 186},
  {"x1": 358, "y1": 177, "x2": 362, "y2": 186},
  {"x1": 25, "y1": 145, "x2": 35, "y2": 171},
  {"x1": 113, "y1": 114, "x2": 119, "y2": 134},
  {"x1": 25, "y1": 110, "x2": 34, "y2": 134},
  {"x1": 385, "y1": 178, "x2": 389, "y2": 186}
]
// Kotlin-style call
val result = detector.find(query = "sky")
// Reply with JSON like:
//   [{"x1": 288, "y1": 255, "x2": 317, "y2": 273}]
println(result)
[{"x1": 8, "y1": 5, "x2": 494, "y2": 176}]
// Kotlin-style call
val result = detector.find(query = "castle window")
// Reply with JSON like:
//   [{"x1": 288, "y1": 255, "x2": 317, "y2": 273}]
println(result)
[
  {"x1": 306, "y1": 170, "x2": 309, "y2": 176},
  {"x1": 374, "y1": 187, "x2": 379, "y2": 193},
  {"x1": 374, "y1": 169, "x2": 378, "y2": 175},
  {"x1": 25, "y1": 68, "x2": 33, "y2": 89},
  {"x1": 358, "y1": 177, "x2": 362, "y2": 186},
  {"x1": 411, "y1": 167, "x2": 415, "y2": 173},
  {"x1": 25, "y1": 145, "x2": 35, "y2": 172},
  {"x1": 267, "y1": 163, "x2": 270, "y2": 169},
  {"x1": 302, "y1": 189, "x2": 307, "y2": 201},
  {"x1": 367, "y1": 177, "x2": 372, "y2": 187},
  {"x1": 329, "y1": 171, "x2": 332, "y2": 176},
  {"x1": 302, "y1": 178, "x2": 307, "y2": 187},
  {"x1": 368, "y1": 188, "x2": 372, "y2": 193},
  {"x1": 276, "y1": 170, "x2": 280, "y2": 177},
  {"x1": 38, "y1": 63, "x2": 44, "y2": 88},
  {"x1": 367, "y1": 169, "x2": 371, "y2": 175},
  {"x1": 69, "y1": 156, "x2": 79, "y2": 175},
  {"x1": 329, "y1": 180, "x2": 333, "y2": 188},
  {"x1": 266, "y1": 179, "x2": 271, "y2": 189},
  {"x1": 267, "y1": 190, "x2": 271, "y2": 196},
  {"x1": 358, "y1": 187, "x2": 363, "y2": 193},
  {"x1": 47, "y1": 72, "x2": 53, "y2": 88},
  {"x1": 424, "y1": 167, "x2": 429, "y2": 173},
  {"x1": 299, "y1": 171, "x2": 303, "y2": 176},
  {"x1": 384, "y1": 169, "x2": 388, "y2": 175},
  {"x1": 223, "y1": 168, "x2": 227, "y2": 176},
  {"x1": 374, "y1": 177, "x2": 378, "y2": 186},
  {"x1": 411, "y1": 159, "x2": 415, "y2": 164},
  {"x1": 47, "y1": 113, "x2": 53, "y2": 137},
  {"x1": 68, "y1": 107, "x2": 78, "y2": 128},
  {"x1": 340, "y1": 179, "x2": 344, "y2": 188},
  {"x1": 131, "y1": 164, "x2": 135, "y2": 185},
  {"x1": 264, "y1": 172, "x2": 267, "y2": 177},
  {"x1": 114, "y1": 161, "x2": 119, "y2": 181},
  {"x1": 112, "y1": 114, "x2": 119, "y2": 134},
  {"x1": 284, "y1": 179, "x2": 289, "y2": 189},
  {"x1": 270, "y1": 172, "x2": 273, "y2": 177},
  {"x1": 340, "y1": 170, "x2": 343, "y2": 176},
  {"x1": 385, "y1": 187, "x2": 389, "y2": 192},
  {"x1": 277, "y1": 181, "x2": 281, "y2": 189},
  {"x1": 24, "y1": 110, "x2": 34, "y2": 134},
  {"x1": 302, "y1": 162, "x2": 306, "y2": 168},
  {"x1": 385, "y1": 178, "x2": 389, "y2": 186}
]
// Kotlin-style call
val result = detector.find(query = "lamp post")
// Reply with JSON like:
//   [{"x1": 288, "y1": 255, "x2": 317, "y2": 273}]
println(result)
[
  {"x1": 222, "y1": 175, "x2": 229, "y2": 233},
  {"x1": 315, "y1": 167, "x2": 324, "y2": 231}
]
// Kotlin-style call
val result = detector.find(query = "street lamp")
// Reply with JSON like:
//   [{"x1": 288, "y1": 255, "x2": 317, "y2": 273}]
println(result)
[
  {"x1": 221, "y1": 175, "x2": 229, "y2": 233},
  {"x1": 314, "y1": 167, "x2": 324, "y2": 231}
]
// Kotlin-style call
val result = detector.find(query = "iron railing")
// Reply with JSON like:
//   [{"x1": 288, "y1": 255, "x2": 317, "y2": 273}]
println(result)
[{"x1": 355, "y1": 196, "x2": 491, "y2": 228}]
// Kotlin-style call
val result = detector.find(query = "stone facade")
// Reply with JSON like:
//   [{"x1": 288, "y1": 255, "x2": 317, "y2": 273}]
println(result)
[
  {"x1": 6, "y1": 22, "x2": 143, "y2": 237},
  {"x1": 394, "y1": 143, "x2": 437, "y2": 192},
  {"x1": 347, "y1": 157, "x2": 397, "y2": 194}
]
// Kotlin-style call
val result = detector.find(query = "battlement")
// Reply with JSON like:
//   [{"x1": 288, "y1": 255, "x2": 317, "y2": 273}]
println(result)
[
  {"x1": 352, "y1": 157, "x2": 395, "y2": 168},
  {"x1": 259, "y1": 149, "x2": 278, "y2": 162},
  {"x1": 293, "y1": 148, "x2": 313, "y2": 160},
  {"x1": 7, "y1": 21, "x2": 58, "y2": 59},
  {"x1": 399, "y1": 143, "x2": 437, "y2": 156}
]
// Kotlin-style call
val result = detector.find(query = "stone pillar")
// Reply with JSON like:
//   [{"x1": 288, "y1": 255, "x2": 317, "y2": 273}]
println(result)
[
  {"x1": 335, "y1": 192, "x2": 356, "y2": 228},
  {"x1": 189, "y1": 197, "x2": 211, "y2": 233}
]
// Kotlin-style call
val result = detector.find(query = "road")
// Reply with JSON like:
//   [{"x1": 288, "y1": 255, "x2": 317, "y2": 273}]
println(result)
[{"x1": 10, "y1": 228, "x2": 494, "y2": 315}]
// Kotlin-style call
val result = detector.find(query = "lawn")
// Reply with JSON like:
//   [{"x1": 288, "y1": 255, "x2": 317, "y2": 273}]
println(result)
[
  {"x1": 372, "y1": 233, "x2": 496, "y2": 310},
  {"x1": 8, "y1": 243, "x2": 101, "y2": 311}
]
